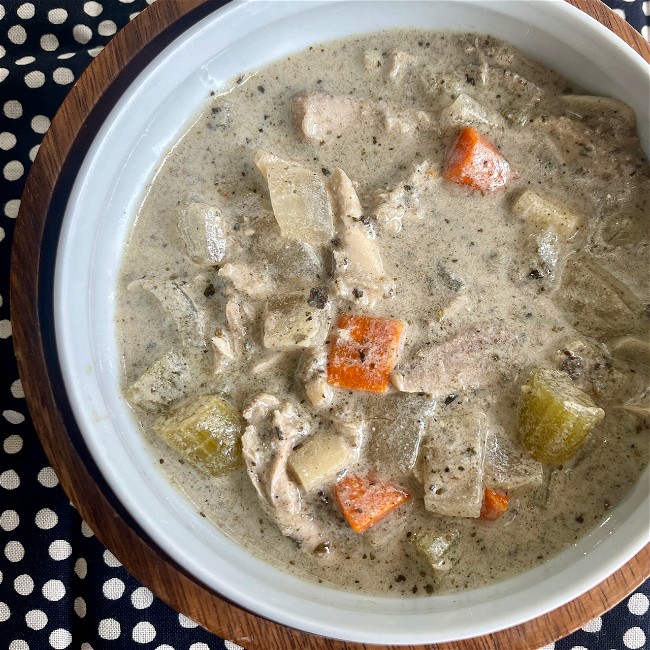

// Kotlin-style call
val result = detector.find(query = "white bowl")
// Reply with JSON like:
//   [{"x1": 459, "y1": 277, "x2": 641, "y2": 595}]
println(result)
[{"x1": 54, "y1": 0, "x2": 650, "y2": 644}]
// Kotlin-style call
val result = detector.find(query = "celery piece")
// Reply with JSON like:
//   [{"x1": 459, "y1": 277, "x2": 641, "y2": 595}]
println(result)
[
  {"x1": 154, "y1": 395, "x2": 243, "y2": 477},
  {"x1": 518, "y1": 369, "x2": 604, "y2": 463},
  {"x1": 413, "y1": 529, "x2": 460, "y2": 572}
]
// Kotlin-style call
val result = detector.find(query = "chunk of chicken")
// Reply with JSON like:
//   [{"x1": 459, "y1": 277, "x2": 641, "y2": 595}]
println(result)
[
  {"x1": 241, "y1": 394, "x2": 331, "y2": 554},
  {"x1": 290, "y1": 91, "x2": 434, "y2": 143},
  {"x1": 392, "y1": 323, "x2": 514, "y2": 396},
  {"x1": 297, "y1": 346, "x2": 333, "y2": 408},
  {"x1": 328, "y1": 167, "x2": 393, "y2": 308}
]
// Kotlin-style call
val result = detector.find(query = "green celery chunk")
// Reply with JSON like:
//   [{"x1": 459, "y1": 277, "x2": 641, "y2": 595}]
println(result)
[
  {"x1": 518, "y1": 369, "x2": 604, "y2": 463},
  {"x1": 154, "y1": 395, "x2": 243, "y2": 477}
]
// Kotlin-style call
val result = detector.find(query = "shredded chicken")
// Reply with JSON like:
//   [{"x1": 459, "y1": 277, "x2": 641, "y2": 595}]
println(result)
[
  {"x1": 241, "y1": 394, "x2": 331, "y2": 554},
  {"x1": 297, "y1": 346, "x2": 333, "y2": 408}
]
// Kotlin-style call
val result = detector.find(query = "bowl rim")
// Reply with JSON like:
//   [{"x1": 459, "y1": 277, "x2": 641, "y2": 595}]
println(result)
[{"x1": 12, "y1": 3, "x2": 638, "y2": 642}]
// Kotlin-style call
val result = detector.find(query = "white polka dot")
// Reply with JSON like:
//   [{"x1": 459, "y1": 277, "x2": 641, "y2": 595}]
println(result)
[
  {"x1": 73, "y1": 24, "x2": 93, "y2": 44},
  {"x1": 0, "y1": 46, "x2": 4, "y2": 58},
  {"x1": 49, "y1": 540, "x2": 72, "y2": 561},
  {"x1": 103, "y1": 577, "x2": 125, "y2": 600},
  {"x1": 14, "y1": 574, "x2": 34, "y2": 596},
  {"x1": 4, "y1": 160, "x2": 24, "y2": 182},
  {"x1": 31, "y1": 114, "x2": 51, "y2": 134},
  {"x1": 53, "y1": 67, "x2": 74, "y2": 85},
  {"x1": 10, "y1": 642, "x2": 29, "y2": 650},
  {"x1": 25, "y1": 609, "x2": 47, "y2": 630},
  {"x1": 84, "y1": 2, "x2": 103, "y2": 17},
  {"x1": 103, "y1": 549, "x2": 121, "y2": 567},
  {"x1": 48, "y1": 9, "x2": 68, "y2": 24},
  {"x1": 88, "y1": 45, "x2": 104, "y2": 57},
  {"x1": 129, "y1": 13, "x2": 140, "y2": 21},
  {"x1": 0, "y1": 227, "x2": 4, "y2": 243},
  {"x1": 5, "y1": 540, "x2": 25, "y2": 562},
  {"x1": 15, "y1": 56, "x2": 35, "y2": 65},
  {"x1": 80, "y1": 645, "x2": 93, "y2": 650},
  {"x1": 131, "y1": 586, "x2": 153, "y2": 609},
  {"x1": 4, "y1": 201, "x2": 19, "y2": 219},
  {"x1": 11, "y1": 380, "x2": 24, "y2": 398},
  {"x1": 40, "y1": 33, "x2": 59, "y2": 51},
  {"x1": 613, "y1": 8, "x2": 626, "y2": 20},
  {"x1": 567, "y1": 646, "x2": 587, "y2": 650},
  {"x1": 57, "y1": 52, "x2": 75, "y2": 60},
  {"x1": 17, "y1": 3, "x2": 35, "y2": 19},
  {"x1": 49, "y1": 629, "x2": 72, "y2": 649},
  {"x1": 0, "y1": 132, "x2": 16, "y2": 150},
  {"x1": 0, "y1": 602, "x2": 9, "y2": 622},
  {"x1": 154, "y1": 646, "x2": 175, "y2": 650},
  {"x1": 24, "y1": 70, "x2": 45, "y2": 88},
  {"x1": 178, "y1": 613, "x2": 198, "y2": 628},
  {"x1": 623, "y1": 626, "x2": 646, "y2": 649},
  {"x1": 81, "y1": 520, "x2": 94, "y2": 537},
  {"x1": 628, "y1": 592, "x2": 649, "y2": 615},
  {"x1": 98, "y1": 19, "x2": 117, "y2": 36},
  {"x1": 0, "y1": 470, "x2": 19, "y2": 489},
  {"x1": 74, "y1": 557, "x2": 87, "y2": 579},
  {"x1": 35, "y1": 508, "x2": 58, "y2": 530},
  {"x1": 3, "y1": 100, "x2": 22, "y2": 118},
  {"x1": 1, "y1": 510, "x2": 19, "y2": 531},
  {"x1": 581, "y1": 616, "x2": 602, "y2": 632},
  {"x1": 4, "y1": 435, "x2": 23, "y2": 454},
  {"x1": 74, "y1": 596, "x2": 86, "y2": 618},
  {"x1": 0, "y1": 67, "x2": 8, "y2": 82},
  {"x1": 42, "y1": 579, "x2": 66, "y2": 601},
  {"x1": 28, "y1": 144, "x2": 39, "y2": 161},
  {"x1": 8, "y1": 25, "x2": 27, "y2": 45},
  {"x1": 132, "y1": 621, "x2": 156, "y2": 644},
  {"x1": 98, "y1": 618, "x2": 121, "y2": 640},
  {"x1": 3, "y1": 409, "x2": 24, "y2": 424},
  {"x1": 119, "y1": 0, "x2": 136, "y2": 3},
  {"x1": 38, "y1": 467, "x2": 59, "y2": 487},
  {"x1": 0, "y1": 569, "x2": 3, "y2": 583},
  {"x1": 189, "y1": 644, "x2": 210, "y2": 650},
  {"x1": 0, "y1": 7, "x2": 4, "y2": 20},
  {"x1": 644, "y1": 1, "x2": 650, "y2": 16}
]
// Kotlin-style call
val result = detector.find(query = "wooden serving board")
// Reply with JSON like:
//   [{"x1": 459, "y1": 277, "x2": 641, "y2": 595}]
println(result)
[{"x1": 10, "y1": 1, "x2": 649, "y2": 649}]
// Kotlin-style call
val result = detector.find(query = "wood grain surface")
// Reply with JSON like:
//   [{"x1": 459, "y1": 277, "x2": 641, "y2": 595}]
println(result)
[{"x1": 10, "y1": 1, "x2": 650, "y2": 649}]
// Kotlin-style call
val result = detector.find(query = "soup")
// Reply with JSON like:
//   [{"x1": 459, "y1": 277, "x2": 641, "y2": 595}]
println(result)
[{"x1": 116, "y1": 29, "x2": 649, "y2": 596}]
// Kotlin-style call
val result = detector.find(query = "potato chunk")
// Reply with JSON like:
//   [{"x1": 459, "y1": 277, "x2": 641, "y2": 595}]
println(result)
[
  {"x1": 263, "y1": 293, "x2": 332, "y2": 350},
  {"x1": 177, "y1": 202, "x2": 226, "y2": 265},
  {"x1": 255, "y1": 150, "x2": 334, "y2": 244},
  {"x1": 511, "y1": 190, "x2": 583, "y2": 240},
  {"x1": 415, "y1": 410, "x2": 487, "y2": 518},
  {"x1": 288, "y1": 433, "x2": 357, "y2": 492},
  {"x1": 518, "y1": 369, "x2": 604, "y2": 463},
  {"x1": 154, "y1": 395, "x2": 243, "y2": 477}
]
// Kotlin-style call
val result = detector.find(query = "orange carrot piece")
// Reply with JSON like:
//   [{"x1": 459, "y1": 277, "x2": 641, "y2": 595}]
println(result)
[
  {"x1": 334, "y1": 474, "x2": 411, "y2": 534},
  {"x1": 480, "y1": 487, "x2": 509, "y2": 521},
  {"x1": 327, "y1": 313, "x2": 405, "y2": 392},
  {"x1": 443, "y1": 126, "x2": 511, "y2": 192}
]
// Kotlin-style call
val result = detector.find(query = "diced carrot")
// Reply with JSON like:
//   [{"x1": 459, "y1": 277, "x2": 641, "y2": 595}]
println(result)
[
  {"x1": 480, "y1": 487, "x2": 509, "y2": 521},
  {"x1": 334, "y1": 474, "x2": 411, "y2": 534},
  {"x1": 443, "y1": 126, "x2": 511, "y2": 192},
  {"x1": 327, "y1": 313, "x2": 405, "y2": 392}
]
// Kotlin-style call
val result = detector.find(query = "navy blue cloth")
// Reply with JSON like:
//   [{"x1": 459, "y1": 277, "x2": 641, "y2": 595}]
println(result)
[{"x1": 0, "y1": 1, "x2": 648, "y2": 648}]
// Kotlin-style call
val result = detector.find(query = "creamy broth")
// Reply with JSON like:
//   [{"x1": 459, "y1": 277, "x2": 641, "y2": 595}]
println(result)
[{"x1": 117, "y1": 30, "x2": 649, "y2": 596}]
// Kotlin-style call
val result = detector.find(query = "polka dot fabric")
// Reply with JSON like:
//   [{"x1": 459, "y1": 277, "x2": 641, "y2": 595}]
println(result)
[{"x1": 0, "y1": 1, "x2": 648, "y2": 649}]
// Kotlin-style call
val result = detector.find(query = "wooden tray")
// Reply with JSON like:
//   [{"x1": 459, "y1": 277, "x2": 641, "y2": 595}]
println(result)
[{"x1": 10, "y1": 1, "x2": 650, "y2": 648}]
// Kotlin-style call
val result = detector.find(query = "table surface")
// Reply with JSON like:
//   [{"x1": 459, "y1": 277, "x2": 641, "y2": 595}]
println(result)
[{"x1": 1, "y1": 1, "x2": 648, "y2": 649}]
